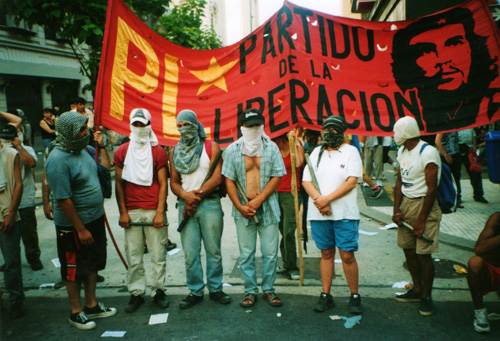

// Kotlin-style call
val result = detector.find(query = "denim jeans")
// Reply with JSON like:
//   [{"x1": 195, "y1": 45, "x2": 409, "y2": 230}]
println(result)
[
  {"x1": 235, "y1": 219, "x2": 279, "y2": 295},
  {"x1": 0, "y1": 222, "x2": 24, "y2": 304},
  {"x1": 179, "y1": 195, "x2": 224, "y2": 297},
  {"x1": 278, "y1": 192, "x2": 299, "y2": 272}
]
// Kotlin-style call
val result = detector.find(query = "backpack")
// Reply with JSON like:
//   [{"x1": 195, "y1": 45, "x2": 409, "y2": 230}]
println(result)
[{"x1": 419, "y1": 143, "x2": 456, "y2": 214}]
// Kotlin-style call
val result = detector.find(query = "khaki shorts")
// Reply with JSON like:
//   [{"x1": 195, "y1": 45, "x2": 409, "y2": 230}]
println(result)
[{"x1": 397, "y1": 196, "x2": 441, "y2": 254}]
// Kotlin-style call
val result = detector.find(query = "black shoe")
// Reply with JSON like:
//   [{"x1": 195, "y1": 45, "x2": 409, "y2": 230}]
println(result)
[
  {"x1": 419, "y1": 297, "x2": 435, "y2": 316},
  {"x1": 314, "y1": 292, "x2": 334, "y2": 312},
  {"x1": 69, "y1": 312, "x2": 96, "y2": 330},
  {"x1": 179, "y1": 294, "x2": 203, "y2": 309},
  {"x1": 30, "y1": 261, "x2": 43, "y2": 271},
  {"x1": 474, "y1": 197, "x2": 489, "y2": 204},
  {"x1": 96, "y1": 274, "x2": 105, "y2": 283},
  {"x1": 9, "y1": 299, "x2": 24, "y2": 319},
  {"x1": 154, "y1": 290, "x2": 170, "y2": 309},
  {"x1": 125, "y1": 295, "x2": 145, "y2": 313},
  {"x1": 84, "y1": 302, "x2": 117, "y2": 319},
  {"x1": 395, "y1": 288, "x2": 421, "y2": 302},
  {"x1": 0, "y1": 263, "x2": 5, "y2": 272},
  {"x1": 209, "y1": 291, "x2": 231, "y2": 304},
  {"x1": 144, "y1": 244, "x2": 149, "y2": 254},
  {"x1": 348, "y1": 293, "x2": 363, "y2": 314},
  {"x1": 167, "y1": 240, "x2": 177, "y2": 251}
]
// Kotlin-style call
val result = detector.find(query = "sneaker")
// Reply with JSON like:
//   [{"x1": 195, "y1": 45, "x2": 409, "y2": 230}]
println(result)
[
  {"x1": 125, "y1": 295, "x2": 145, "y2": 313},
  {"x1": 276, "y1": 266, "x2": 288, "y2": 274},
  {"x1": 474, "y1": 197, "x2": 489, "y2": 204},
  {"x1": 473, "y1": 308, "x2": 490, "y2": 333},
  {"x1": 68, "y1": 312, "x2": 96, "y2": 330},
  {"x1": 30, "y1": 261, "x2": 43, "y2": 271},
  {"x1": 153, "y1": 290, "x2": 170, "y2": 309},
  {"x1": 419, "y1": 297, "x2": 434, "y2": 316},
  {"x1": 395, "y1": 288, "x2": 422, "y2": 303},
  {"x1": 179, "y1": 294, "x2": 203, "y2": 309},
  {"x1": 9, "y1": 299, "x2": 24, "y2": 319},
  {"x1": 289, "y1": 271, "x2": 300, "y2": 280},
  {"x1": 209, "y1": 291, "x2": 231, "y2": 304},
  {"x1": 167, "y1": 239, "x2": 177, "y2": 251},
  {"x1": 370, "y1": 186, "x2": 383, "y2": 199},
  {"x1": 314, "y1": 292, "x2": 334, "y2": 313},
  {"x1": 84, "y1": 302, "x2": 117, "y2": 319},
  {"x1": 348, "y1": 293, "x2": 363, "y2": 314}
]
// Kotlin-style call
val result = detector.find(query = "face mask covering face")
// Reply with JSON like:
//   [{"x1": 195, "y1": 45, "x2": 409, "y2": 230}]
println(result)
[
  {"x1": 241, "y1": 125, "x2": 264, "y2": 157},
  {"x1": 130, "y1": 126, "x2": 151, "y2": 145},
  {"x1": 322, "y1": 131, "x2": 345, "y2": 149}
]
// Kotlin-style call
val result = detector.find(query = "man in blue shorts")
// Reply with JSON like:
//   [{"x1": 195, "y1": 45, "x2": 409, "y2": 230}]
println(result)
[
  {"x1": 45, "y1": 112, "x2": 116, "y2": 330},
  {"x1": 302, "y1": 116, "x2": 363, "y2": 315}
]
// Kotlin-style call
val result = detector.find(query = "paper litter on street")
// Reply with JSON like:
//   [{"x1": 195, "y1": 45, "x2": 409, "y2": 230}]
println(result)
[
  {"x1": 223, "y1": 283, "x2": 232, "y2": 287},
  {"x1": 334, "y1": 259, "x2": 342, "y2": 264},
  {"x1": 379, "y1": 223, "x2": 398, "y2": 230},
  {"x1": 342, "y1": 315, "x2": 362, "y2": 328},
  {"x1": 39, "y1": 283, "x2": 56, "y2": 290},
  {"x1": 149, "y1": 313, "x2": 169, "y2": 325},
  {"x1": 329, "y1": 315, "x2": 342, "y2": 320},
  {"x1": 359, "y1": 230, "x2": 378, "y2": 236},
  {"x1": 101, "y1": 331, "x2": 126, "y2": 337},
  {"x1": 167, "y1": 248, "x2": 181, "y2": 256},
  {"x1": 51, "y1": 258, "x2": 61, "y2": 268},
  {"x1": 392, "y1": 281, "x2": 409, "y2": 288}
]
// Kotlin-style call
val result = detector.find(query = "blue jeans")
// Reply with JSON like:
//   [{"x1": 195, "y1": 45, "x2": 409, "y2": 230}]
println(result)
[
  {"x1": 179, "y1": 195, "x2": 224, "y2": 297},
  {"x1": 0, "y1": 222, "x2": 24, "y2": 304},
  {"x1": 235, "y1": 219, "x2": 279, "y2": 295}
]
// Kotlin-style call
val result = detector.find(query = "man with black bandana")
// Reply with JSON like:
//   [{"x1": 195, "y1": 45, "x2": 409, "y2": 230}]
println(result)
[
  {"x1": 170, "y1": 109, "x2": 230, "y2": 309},
  {"x1": 45, "y1": 112, "x2": 116, "y2": 330},
  {"x1": 114, "y1": 108, "x2": 169, "y2": 313},
  {"x1": 302, "y1": 115, "x2": 363, "y2": 315}
]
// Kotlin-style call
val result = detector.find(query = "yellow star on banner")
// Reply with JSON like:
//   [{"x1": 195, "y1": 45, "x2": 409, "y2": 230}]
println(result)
[{"x1": 190, "y1": 56, "x2": 238, "y2": 95}]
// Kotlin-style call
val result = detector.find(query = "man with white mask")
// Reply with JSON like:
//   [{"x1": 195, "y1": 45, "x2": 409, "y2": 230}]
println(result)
[
  {"x1": 392, "y1": 116, "x2": 442, "y2": 317},
  {"x1": 222, "y1": 108, "x2": 286, "y2": 308},
  {"x1": 114, "y1": 108, "x2": 169, "y2": 313}
]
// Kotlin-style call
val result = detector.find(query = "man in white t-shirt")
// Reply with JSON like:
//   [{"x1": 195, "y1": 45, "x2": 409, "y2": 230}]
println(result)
[
  {"x1": 302, "y1": 116, "x2": 363, "y2": 315},
  {"x1": 392, "y1": 116, "x2": 442, "y2": 317}
]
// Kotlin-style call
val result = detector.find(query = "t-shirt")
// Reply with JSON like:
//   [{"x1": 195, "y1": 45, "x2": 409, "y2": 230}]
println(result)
[
  {"x1": 180, "y1": 143, "x2": 210, "y2": 192},
  {"x1": 303, "y1": 144, "x2": 362, "y2": 221},
  {"x1": 113, "y1": 143, "x2": 168, "y2": 210},
  {"x1": 45, "y1": 147, "x2": 104, "y2": 227},
  {"x1": 19, "y1": 145, "x2": 37, "y2": 209},
  {"x1": 0, "y1": 146, "x2": 21, "y2": 222},
  {"x1": 277, "y1": 153, "x2": 301, "y2": 192},
  {"x1": 397, "y1": 140, "x2": 442, "y2": 199}
]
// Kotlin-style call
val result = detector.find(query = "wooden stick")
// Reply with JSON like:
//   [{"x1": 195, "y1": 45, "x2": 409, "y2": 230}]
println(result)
[
  {"x1": 401, "y1": 221, "x2": 434, "y2": 244},
  {"x1": 289, "y1": 133, "x2": 304, "y2": 286}
]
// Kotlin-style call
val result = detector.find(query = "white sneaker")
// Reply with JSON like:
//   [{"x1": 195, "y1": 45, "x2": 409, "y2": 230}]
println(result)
[
  {"x1": 276, "y1": 266, "x2": 288, "y2": 274},
  {"x1": 474, "y1": 308, "x2": 490, "y2": 333},
  {"x1": 290, "y1": 271, "x2": 300, "y2": 280}
]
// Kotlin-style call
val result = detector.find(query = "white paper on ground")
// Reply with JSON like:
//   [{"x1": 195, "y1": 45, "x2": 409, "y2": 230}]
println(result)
[
  {"x1": 167, "y1": 248, "x2": 180, "y2": 256},
  {"x1": 334, "y1": 259, "x2": 342, "y2": 264},
  {"x1": 101, "y1": 331, "x2": 126, "y2": 337},
  {"x1": 379, "y1": 223, "x2": 398, "y2": 230},
  {"x1": 392, "y1": 281, "x2": 409, "y2": 288},
  {"x1": 329, "y1": 315, "x2": 342, "y2": 320},
  {"x1": 51, "y1": 258, "x2": 61, "y2": 268},
  {"x1": 149, "y1": 313, "x2": 169, "y2": 325},
  {"x1": 223, "y1": 283, "x2": 232, "y2": 287},
  {"x1": 39, "y1": 283, "x2": 55, "y2": 290},
  {"x1": 359, "y1": 230, "x2": 378, "y2": 236}
]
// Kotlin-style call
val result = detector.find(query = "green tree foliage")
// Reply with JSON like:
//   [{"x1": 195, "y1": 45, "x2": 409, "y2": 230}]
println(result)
[
  {"x1": 159, "y1": 0, "x2": 222, "y2": 50},
  {"x1": 4, "y1": 0, "x2": 170, "y2": 95}
]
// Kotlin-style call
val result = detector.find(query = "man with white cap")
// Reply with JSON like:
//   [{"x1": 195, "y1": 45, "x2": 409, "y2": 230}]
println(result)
[
  {"x1": 170, "y1": 109, "x2": 230, "y2": 309},
  {"x1": 114, "y1": 108, "x2": 169, "y2": 313},
  {"x1": 222, "y1": 108, "x2": 286, "y2": 308},
  {"x1": 392, "y1": 116, "x2": 442, "y2": 316}
]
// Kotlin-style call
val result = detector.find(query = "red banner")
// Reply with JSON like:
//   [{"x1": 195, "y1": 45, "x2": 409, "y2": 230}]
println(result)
[{"x1": 95, "y1": 0, "x2": 500, "y2": 146}]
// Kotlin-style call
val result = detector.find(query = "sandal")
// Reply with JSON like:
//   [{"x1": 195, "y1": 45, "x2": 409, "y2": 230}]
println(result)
[
  {"x1": 263, "y1": 293, "x2": 283, "y2": 307},
  {"x1": 239, "y1": 293, "x2": 256, "y2": 308}
]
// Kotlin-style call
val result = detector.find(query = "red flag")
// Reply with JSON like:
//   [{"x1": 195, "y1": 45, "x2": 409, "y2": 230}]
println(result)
[{"x1": 95, "y1": 0, "x2": 500, "y2": 146}]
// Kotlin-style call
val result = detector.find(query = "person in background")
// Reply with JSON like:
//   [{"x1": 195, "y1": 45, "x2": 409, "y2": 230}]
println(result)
[
  {"x1": 39, "y1": 108, "x2": 56, "y2": 149},
  {"x1": 272, "y1": 130, "x2": 304, "y2": 281},
  {"x1": 458, "y1": 128, "x2": 488, "y2": 204}
]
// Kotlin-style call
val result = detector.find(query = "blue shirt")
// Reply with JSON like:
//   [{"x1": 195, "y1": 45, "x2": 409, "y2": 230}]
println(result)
[
  {"x1": 222, "y1": 137, "x2": 286, "y2": 226},
  {"x1": 45, "y1": 147, "x2": 104, "y2": 227}
]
